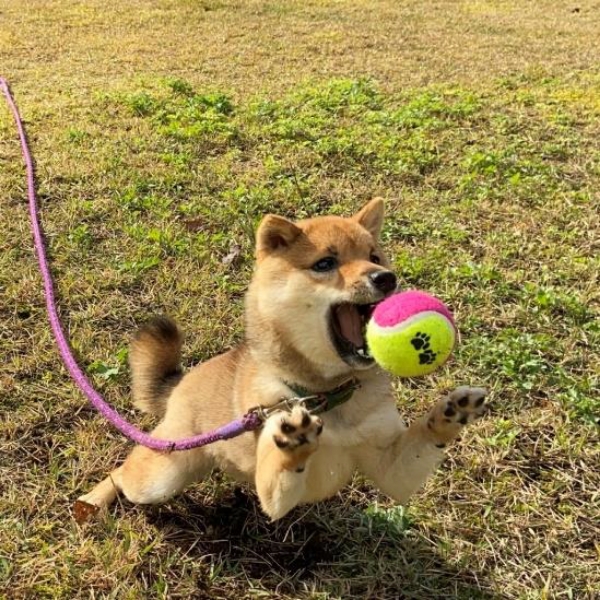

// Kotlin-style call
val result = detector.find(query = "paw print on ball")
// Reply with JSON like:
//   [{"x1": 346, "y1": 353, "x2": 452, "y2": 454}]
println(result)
[
  {"x1": 419, "y1": 348, "x2": 437, "y2": 365},
  {"x1": 410, "y1": 331, "x2": 437, "y2": 365},
  {"x1": 411, "y1": 332, "x2": 430, "y2": 350}
]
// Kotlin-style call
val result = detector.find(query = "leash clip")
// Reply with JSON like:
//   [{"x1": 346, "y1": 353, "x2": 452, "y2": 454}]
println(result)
[
  {"x1": 249, "y1": 393, "x2": 324, "y2": 422},
  {"x1": 297, "y1": 394, "x2": 329, "y2": 414},
  {"x1": 250, "y1": 397, "x2": 297, "y2": 422}
]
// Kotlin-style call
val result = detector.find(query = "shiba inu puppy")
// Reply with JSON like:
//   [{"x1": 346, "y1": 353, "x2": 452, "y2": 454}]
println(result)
[{"x1": 77, "y1": 199, "x2": 487, "y2": 520}]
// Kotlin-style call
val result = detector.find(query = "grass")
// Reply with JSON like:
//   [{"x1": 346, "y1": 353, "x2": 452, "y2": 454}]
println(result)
[{"x1": 1, "y1": 1, "x2": 599, "y2": 598}]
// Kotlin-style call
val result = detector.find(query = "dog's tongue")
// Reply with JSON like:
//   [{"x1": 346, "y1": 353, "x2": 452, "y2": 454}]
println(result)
[{"x1": 336, "y1": 304, "x2": 364, "y2": 347}]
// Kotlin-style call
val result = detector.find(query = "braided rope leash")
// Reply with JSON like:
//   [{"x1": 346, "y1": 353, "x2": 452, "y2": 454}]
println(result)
[{"x1": 0, "y1": 77, "x2": 263, "y2": 451}]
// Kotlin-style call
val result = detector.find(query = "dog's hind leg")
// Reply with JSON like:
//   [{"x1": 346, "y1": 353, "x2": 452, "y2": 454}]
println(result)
[
  {"x1": 255, "y1": 406, "x2": 323, "y2": 520},
  {"x1": 357, "y1": 387, "x2": 488, "y2": 503},
  {"x1": 77, "y1": 421, "x2": 213, "y2": 511},
  {"x1": 119, "y1": 444, "x2": 211, "y2": 505}
]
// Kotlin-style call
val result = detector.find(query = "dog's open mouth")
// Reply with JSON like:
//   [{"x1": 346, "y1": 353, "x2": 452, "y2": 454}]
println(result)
[{"x1": 329, "y1": 302, "x2": 377, "y2": 366}]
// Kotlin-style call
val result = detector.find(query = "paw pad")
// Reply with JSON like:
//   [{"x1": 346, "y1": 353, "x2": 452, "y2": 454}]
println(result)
[
  {"x1": 272, "y1": 406, "x2": 323, "y2": 452},
  {"x1": 441, "y1": 387, "x2": 488, "y2": 425},
  {"x1": 428, "y1": 386, "x2": 489, "y2": 443}
]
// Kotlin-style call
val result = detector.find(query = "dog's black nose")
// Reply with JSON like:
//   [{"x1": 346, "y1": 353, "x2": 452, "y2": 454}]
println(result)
[{"x1": 369, "y1": 271, "x2": 397, "y2": 294}]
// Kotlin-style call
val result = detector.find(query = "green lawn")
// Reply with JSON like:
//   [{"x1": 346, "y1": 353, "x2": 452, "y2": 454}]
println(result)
[{"x1": 1, "y1": 1, "x2": 599, "y2": 598}]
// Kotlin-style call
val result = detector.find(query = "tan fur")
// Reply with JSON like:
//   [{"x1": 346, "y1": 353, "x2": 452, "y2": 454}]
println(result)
[{"x1": 77, "y1": 199, "x2": 488, "y2": 521}]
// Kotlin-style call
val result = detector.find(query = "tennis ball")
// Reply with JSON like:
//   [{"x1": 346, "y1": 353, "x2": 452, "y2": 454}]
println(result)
[{"x1": 366, "y1": 291, "x2": 456, "y2": 378}]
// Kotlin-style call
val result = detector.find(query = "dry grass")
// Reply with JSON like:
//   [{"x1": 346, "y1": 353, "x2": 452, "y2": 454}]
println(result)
[{"x1": 1, "y1": 1, "x2": 599, "y2": 599}]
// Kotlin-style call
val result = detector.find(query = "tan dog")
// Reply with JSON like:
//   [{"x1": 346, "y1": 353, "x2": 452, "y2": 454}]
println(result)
[{"x1": 77, "y1": 199, "x2": 487, "y2": 520}]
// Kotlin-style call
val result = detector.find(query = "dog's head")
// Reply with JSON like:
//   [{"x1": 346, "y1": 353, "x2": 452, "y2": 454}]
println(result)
[{"x1": 248, "y1": 199, "x2": 397, "y2": 377}]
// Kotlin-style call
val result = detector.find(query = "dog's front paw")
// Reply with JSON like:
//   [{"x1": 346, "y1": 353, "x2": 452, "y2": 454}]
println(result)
[
  {"x1": 262, "y1": 406, "x2": 323, "y2": 472},
  {"x1": 427, "y1": 386, "x2": 488, "y2": 446},
  {"x1": 271, "y1": 406, "x2": 323, "y2": 452}
]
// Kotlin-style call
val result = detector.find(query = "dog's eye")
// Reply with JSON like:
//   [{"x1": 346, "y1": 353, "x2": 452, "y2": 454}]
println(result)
[
  {"x1": 370, "y1": 254, "x2": 381, "y2": 265},
  {"x1": 312, "y1": 257, "x2": 338, "y2": 272}
]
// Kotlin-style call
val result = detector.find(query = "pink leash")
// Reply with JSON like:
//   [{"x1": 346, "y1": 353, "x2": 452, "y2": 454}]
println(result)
[{"x1": 1, "y1": 77, "x2": 262, "y2": 450}]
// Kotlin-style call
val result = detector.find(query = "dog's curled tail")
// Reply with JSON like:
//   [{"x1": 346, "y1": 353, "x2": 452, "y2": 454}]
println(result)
[{"x1": 130, "y1": 316, "x2": 183, "y2": 417}]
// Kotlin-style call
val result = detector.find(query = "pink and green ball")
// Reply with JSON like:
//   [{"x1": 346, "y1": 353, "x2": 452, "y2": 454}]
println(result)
[{"x1": 366, "y1": 291, "x2": 457, "y2": 378}]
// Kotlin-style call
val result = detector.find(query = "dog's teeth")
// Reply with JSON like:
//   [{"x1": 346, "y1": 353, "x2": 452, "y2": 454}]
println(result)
[{"x1": 357, "y1": 346, "x2": 372, "y2": 358}]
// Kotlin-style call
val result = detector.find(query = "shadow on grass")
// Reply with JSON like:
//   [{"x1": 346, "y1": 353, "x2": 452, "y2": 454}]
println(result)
[{"x1": 145, "y1": 484, "x2": 505, "y2": 599}]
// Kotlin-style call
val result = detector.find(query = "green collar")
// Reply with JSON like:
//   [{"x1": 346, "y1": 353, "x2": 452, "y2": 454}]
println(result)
[{"x1": 284, "y1": 377, "x2": 361, "y2": 415}]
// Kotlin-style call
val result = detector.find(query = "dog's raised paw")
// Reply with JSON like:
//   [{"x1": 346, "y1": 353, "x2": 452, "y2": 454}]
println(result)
[
  {"x1": 442, "y1": 386, "x2": 488, "y2": 425},
  {"x1": 271, "y1": 406, "x2": 323, "y2": 452},
  {"x1": 428, "y1": 386, "x2": 488, "y2": 445}
]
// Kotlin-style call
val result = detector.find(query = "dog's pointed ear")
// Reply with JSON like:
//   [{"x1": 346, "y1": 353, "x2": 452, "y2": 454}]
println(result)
[
  {"x1": 353, "y1": 197, "x2": 385, "y2": 238},
  {"x1": 256, "y1": 215, "x2": 302, "y2": 257}
]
